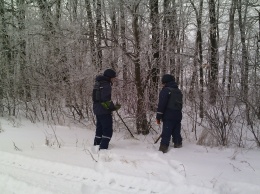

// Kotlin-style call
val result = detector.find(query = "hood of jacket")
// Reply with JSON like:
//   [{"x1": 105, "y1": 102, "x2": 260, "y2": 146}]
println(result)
[
  {"x1": 164, "y1": 81, "x2": 178, "y2": 88},
  {"x1": 95, "y1": 75, "x2": 111, "y2": 83}
]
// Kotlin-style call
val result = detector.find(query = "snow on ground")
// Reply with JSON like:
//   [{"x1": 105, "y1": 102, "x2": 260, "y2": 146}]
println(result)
[{"x1": 0, "y1": 117, "x2": 260, "y2": 194}]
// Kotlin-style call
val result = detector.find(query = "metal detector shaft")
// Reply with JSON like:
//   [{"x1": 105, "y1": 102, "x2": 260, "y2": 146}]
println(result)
[
  {"x1": 115, "y1": 110, "x2": 135, "y2": 138},
  {"x1": 154, "y1": 134, "x2": 162, "y2": 144},
  {"x1": 154, "y1": 124, "x2": 162, "y2": 144}
]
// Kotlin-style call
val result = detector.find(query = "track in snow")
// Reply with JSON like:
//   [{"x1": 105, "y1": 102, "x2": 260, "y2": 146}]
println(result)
[{"x1": 0, "y1": 151, "x2": 178, "y2": 194}]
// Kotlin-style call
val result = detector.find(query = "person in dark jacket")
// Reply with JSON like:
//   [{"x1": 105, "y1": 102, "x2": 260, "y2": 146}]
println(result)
[
  {"x1": 156, "y1": 74, "x2": 183, "y2": 153},
  {"x1": 92, "y1": 69, "x2": 121, "y2": 150}
]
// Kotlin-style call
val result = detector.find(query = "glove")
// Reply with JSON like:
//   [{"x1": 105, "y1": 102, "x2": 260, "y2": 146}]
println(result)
[
  {"x1": 156, "y1": 119, "x2": 161, "y2": 125},
  {"x1": 101, "y1": 101, "x2": 110, "y2": 110},
  {"x1": 115, "y1": 103, "x2": 121, "y2": 111}
]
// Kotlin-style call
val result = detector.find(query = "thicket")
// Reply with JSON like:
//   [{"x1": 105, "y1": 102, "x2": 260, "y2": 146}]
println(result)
[{"x1": 0, "y1": 0, "x2": 259, "y2": 148}]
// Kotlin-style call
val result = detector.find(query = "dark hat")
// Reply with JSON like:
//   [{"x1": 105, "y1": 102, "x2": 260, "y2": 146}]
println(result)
[
  {"x1": 161, "y1": 74, "x2": 175, "y2": 84},
  {"x1": 103, "y1": 69, "x2": 116, "y2": 78}
]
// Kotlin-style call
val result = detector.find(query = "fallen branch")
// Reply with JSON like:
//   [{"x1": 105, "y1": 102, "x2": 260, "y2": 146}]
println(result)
[
  {"x1": 13, "y1": 142, "x2": 22, "y2": 151},
  {"x1": 241, "y1": 160, "x2": 255, "y2": 171},
  {"x1": 229, "y1": 163, "x2": 241, "y2": 172},
  {"x1": 83, "y1": 146, "x2": 98, "y2": 163}
]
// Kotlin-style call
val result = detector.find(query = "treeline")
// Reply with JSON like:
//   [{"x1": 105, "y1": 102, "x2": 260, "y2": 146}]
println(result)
[{"x1": 0, "y1": 0, "x2": 259, "y2": 147}]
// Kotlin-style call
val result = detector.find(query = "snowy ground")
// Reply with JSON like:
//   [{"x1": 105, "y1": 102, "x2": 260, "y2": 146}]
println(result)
[{"x1": 0, "y1": 117, "x2": 260, "y2": 194}]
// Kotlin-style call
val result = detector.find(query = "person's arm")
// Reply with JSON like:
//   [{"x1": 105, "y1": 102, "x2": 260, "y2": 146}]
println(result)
[
  {"x1": 156, "y1": 88, "x2": 170, "y2": 121},
  {"x1": 100, "y1": 83, "x2": 116, "y2": 111}
]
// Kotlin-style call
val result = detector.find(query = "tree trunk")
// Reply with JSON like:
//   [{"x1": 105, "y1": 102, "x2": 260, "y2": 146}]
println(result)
[
  {"x1": 55, "y1": 0, "x2": 61, "y2": 28},
  {"x1": 227, "y1": 0, "x2": 236, "y2": 95},
  {"x1": 208, "y1": 0, "x2": 219, "y2": 105},
  {"x1": 17, "y1": 0, "x2": 31, "y2": 101},
  {"x1": 169, "y1": 0, "x2": 177, "y2": 75},
  {"x1": 190, "y1": 0, "x2": 204, "y2": 118},
  {"x1": 237, "y1": 0, "x2": 251, "y2": 125},
  {"x1": 237, "y1": 0, "x2": 249, "y2": 100},
  {"x1": 37, "y1": 0, "x2": 56, "y2": 39},
  {"x1": 120, "y1": 0, "x2": 127, "y2": 88},
  {"x1": 110, "y1": 3, "x2": 119, "y2": 70},
  {"x1": 96, "y1": 0, "x2": 102, "y2": 70},
  {"x1": 198, "y1": 0, "x2": 204, "y2": 119},
  {"x1": 0, "y1": 0, "x2": 13, "y2": 115},
  {"x1": 0, "y1": 0, "x2": 7, "y2": 114},
  {"x1": 161, "y1": 0, "x2": 170, "y2": 75},
  {"x1": 85, "y1": 0, "x2": 97, "y2": 69},
  {"x1": 222, "y1": 33, "x2": 229, "y2": 89},
  {"x1": 132, "y1": 3, "x2": 149, "y2": 135},
  {"x1": 72, "y1": 0, "x2": 78, "y2": 22},
  {"x1": 149, "y1": 0, "x2": 160, "y2": 111}
]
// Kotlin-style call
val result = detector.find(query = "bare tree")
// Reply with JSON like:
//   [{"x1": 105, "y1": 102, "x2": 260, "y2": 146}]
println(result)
[
  {"x1": 198, "y1": 94, "x2": 237, "y2": 147},
  {"x1": 169, "y1": 0, "x2": 178, "y2": 76},
  {"x1": 227, "y1": 0, "x2": 236, "y2": 95},
  {"x1": 0, "y1": 0, "x2": 7, "y2": 114},
  {"x1": 119, "y1": 0, "x2": 127, "y2": 87},
  {"x1": 161, "y1": 0, "x2": 170, "y2": 75},
  {"x1": 208, "y1": 0, "x2": 219, "y2": 105},
  {"x1": 149, "y1": 0, "x2": 160, "y2": 111},
  {"x1": 0, "y1": 0, "x2": 14, "y2": 115},
  {"x1": 237, "y1": 0, "x2": 250, "y2": 100},
  {"x1": 96, "y1": 0, "x2": 103, "y2": 69},
  {"x1": 17, "y1": 0, "x2": 31, "y2": 101},
  {"x1": 190, "y1": 0, "x2": 204, "y2": 119},
  {"x1": 72, "y1": 0, "x2": 78, "y2": 21},
  {"x1": 55, "y1": 0, "x2": 61, "y2": 27},
  {"x1": 131, "y1": 2, "x2": 149, "y2": 134},
  {"x1": 1, "y1": 0, "x2": 259, "y2": 148},
  {"x1": 85, "y1": 0, "x2": 97, "y2": 69}
]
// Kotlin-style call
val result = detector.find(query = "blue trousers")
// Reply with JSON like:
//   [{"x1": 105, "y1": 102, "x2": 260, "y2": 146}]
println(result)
[
  {"x1": 161, "y1": 119, "x2": 182, "y2": 146},
  {"x1": 94, "y1": 114, "x2": 113, "y2": 149}
]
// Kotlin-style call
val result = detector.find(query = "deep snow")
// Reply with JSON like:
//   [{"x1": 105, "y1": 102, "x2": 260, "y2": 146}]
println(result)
[{"x1": 0, "y1": 117, "x2": 260, "y2": 194}]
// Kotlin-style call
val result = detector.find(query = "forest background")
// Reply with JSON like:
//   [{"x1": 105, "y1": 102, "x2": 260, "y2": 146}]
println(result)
[{"x1": 0, "y1": 0, "x2": 260, "y2": 148}]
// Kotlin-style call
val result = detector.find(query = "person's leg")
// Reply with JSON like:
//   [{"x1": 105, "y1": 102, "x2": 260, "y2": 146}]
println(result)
[
  {"x1": 159, "y1": 120, "x2": 173, "y2": 153},
  {"x1": 94, "y1": 115, "x2": 103, "y2": 145},
  {"x1": 172, "y1": 120, "x2": 182, "y2": 147},
  {"x1": 99, "y1": 114, "x2": 113, "y2": 149}
]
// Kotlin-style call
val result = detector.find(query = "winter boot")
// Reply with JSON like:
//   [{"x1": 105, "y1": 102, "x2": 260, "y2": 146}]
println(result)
[
  {"x1": 174, "y1": 143, "x2": 182, "y2": 148},
  {"x1": 159, "y1": 144, "x2": 168, "y2": 153}
]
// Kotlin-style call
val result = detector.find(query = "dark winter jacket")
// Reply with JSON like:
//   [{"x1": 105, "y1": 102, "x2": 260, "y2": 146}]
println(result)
[
  {"x1": 93, "y1": 75, "x2": 116, "y2": 115},
  {"x1": 156, "y1": 81, "x2": 182, "y2": 121}
]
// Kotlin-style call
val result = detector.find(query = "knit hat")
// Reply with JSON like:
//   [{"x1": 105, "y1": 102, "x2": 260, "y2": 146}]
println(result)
[
  {"x1": 103, "y1": 69, "x2": 116, "y2": 78},
  {"x1": 161, "y1": 74, "x2": 175, "y2": 84}
]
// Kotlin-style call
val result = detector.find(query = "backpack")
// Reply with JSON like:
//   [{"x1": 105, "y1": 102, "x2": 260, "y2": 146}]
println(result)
[
  {"x1": 92, "y1": 81, "x2": 103, "y2": 103},
  {"x1": 166, "y1": 87, "x2": 183, "y2": 110}
]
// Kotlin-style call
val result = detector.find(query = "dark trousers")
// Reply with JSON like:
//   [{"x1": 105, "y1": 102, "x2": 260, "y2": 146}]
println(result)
[
  {"x1": 94, "y1": 114, "x2": 113, "y2": 149},
  {"x1": 161, "y1": 119, "x2": 182, "y2": 146}
]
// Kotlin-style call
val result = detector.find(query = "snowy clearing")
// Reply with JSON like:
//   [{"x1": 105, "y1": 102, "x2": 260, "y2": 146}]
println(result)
[{"x1": 0, "y1": 118, "x2": 260, "y2": 194}]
